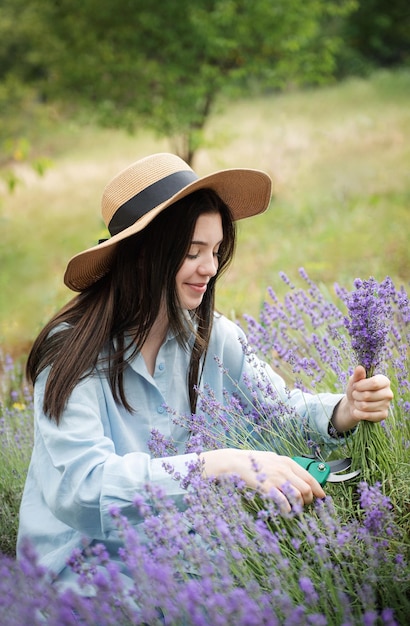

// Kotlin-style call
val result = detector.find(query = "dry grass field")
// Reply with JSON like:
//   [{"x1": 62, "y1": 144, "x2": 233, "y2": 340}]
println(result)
[{"x1": 1, "y1": 69, "x2": 409, "y2": 354}]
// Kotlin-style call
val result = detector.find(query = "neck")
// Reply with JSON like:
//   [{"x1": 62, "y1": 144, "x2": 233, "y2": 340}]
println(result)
[{"x1": 150, "y1": 300, "x2": 169, "y2": 339}]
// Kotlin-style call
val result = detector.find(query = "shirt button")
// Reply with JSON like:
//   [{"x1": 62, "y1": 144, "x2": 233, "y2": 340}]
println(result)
[
  {"x1": 157, "y1": 406, "x2": 165, "y2": 414},
  {"x1": 158, "y1": 363, "x2": 165, "y2": 371}
]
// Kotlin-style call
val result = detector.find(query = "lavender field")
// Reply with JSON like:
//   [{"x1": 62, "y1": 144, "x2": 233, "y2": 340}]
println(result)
[{"x1": 0, "y1": 271, "x2": 409, "y2": 625}]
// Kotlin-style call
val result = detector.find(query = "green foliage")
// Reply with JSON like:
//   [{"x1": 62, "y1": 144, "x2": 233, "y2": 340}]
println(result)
[
  {"x1": 10, "y1": 0, "x2": 356, "y2": 164},
  {"x1": 339, "y1": 0, "x2": 410, "y2": 74},
  {"x1": 0, "y1": 0, "x2": 48, "y2": 83},
  {"x1": 0, "y1": 0, "x2": 53, "y2": 164},
  {"x1": 2, "y1": 0, "x2": 409, "y2": 164}
]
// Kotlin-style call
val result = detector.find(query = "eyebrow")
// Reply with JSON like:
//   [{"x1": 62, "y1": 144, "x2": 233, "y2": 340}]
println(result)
[{"x1": 191, "y1": 239, "x2": 223, "y2": 246}]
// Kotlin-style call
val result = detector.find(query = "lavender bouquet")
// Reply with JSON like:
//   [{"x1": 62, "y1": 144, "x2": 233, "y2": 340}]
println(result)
[
  {"x1": 241, "y1": 268, "x2": 408, "y2": 508},
  {"x1": 343, "y1": 277, "x2": 394, "y2": 484}
]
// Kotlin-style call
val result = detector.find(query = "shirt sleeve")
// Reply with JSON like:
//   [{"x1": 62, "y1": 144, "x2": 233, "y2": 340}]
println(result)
[
  {"x1": 208, "y1": 315, "x2": 346, "y2": 453},
  {"x1": 33, "y1": 368, "x2": 198, "y2": 539}
]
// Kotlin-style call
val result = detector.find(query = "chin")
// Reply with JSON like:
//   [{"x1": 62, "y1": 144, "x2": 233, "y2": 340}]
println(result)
[
  {"x1": 186, "y1": 301, "x2": 202, "y2": 311},
  {"x1": 181, "y1": 297, "x2": 204, "y2": 311}
]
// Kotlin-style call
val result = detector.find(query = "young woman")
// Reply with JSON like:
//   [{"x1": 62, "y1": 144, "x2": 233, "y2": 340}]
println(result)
[{"x1": 17, "y1": 153, "x2": 393, "y2": 588}]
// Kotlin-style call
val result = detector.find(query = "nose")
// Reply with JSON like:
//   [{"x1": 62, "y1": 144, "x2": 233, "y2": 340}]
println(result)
[{"x1": 198, "y1": 253, "x2": 218, "y2": 277}]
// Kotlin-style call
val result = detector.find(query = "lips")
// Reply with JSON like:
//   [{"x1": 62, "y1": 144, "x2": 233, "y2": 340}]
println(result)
[{"x1": 186, "y1": 283, "x2": 207, "y2": 294}]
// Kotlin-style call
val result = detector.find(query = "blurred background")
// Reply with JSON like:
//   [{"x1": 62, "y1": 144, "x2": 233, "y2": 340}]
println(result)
[{"x1": 1, "y1": 0, "x2": 409, "y2": 357}]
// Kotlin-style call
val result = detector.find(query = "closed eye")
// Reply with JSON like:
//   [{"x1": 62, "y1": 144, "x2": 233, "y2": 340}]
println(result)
[
  {"x1": 187, "y1": 250, "x2": 220, "y2": 260},
  {"x1": 187, "y1": 236, "x2": 223, "y2": 260}
]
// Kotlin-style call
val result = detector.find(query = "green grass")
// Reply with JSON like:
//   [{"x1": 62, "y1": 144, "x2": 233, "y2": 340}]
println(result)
[
  {"x1": 1, "y1": 68, "x2": 410, "y2": 353},
  {"x1": 0, "y1": 353, "x2": 33, "y2": 556}
]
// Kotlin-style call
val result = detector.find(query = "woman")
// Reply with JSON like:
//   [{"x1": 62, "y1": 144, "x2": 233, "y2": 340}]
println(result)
[{"x1": 17, "y1": 153, "x2": 393, "y2": 588}]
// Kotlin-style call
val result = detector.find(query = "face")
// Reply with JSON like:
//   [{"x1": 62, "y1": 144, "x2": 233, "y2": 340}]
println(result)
[{"x1": 176, "y1": 212, "x2": 223, "y2": 310}]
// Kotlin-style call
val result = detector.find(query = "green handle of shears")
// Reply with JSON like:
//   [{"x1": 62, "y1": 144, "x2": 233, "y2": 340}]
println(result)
[{"x1": 292, "y1": 456, "x2": 330, "y2": 486}]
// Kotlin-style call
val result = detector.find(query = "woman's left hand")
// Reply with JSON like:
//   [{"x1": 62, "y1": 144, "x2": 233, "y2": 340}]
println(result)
[{"x1": 331, "y1": 365, "x2": 394, "y2": 433}]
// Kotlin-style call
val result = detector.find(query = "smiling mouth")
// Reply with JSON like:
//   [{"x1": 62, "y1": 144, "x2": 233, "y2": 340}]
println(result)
[{"x1": 186, "y1": 283, "x2": 207, "y2": 293}]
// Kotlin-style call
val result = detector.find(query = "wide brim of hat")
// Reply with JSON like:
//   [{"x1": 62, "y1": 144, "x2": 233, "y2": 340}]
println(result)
[{"x1": 64, "y1": 167, "x2": 271, "y2": 292}]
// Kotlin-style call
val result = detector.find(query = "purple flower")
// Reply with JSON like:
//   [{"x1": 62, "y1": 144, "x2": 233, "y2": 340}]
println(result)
[
  {"x1": 147, "y1": 427, "x2": 178, "y2": 457},
  {"x1": 358, "y1": 482, "x2": 395, "y2": 538},
  {"x1": 299, "y1": 575, "x2": 318, "y2": 603},
  {"x1": 344, "y1": 277, "x2": 393, "y2": 375},
  {"x1": 244, "y1": 270, "x2": 350, "y2": 391},
  {"x1": 1, "y1": 278, "x2": 409, "y2": 625},
  {"x1": 363, "y1": 610, "x2": 379, "y2": 626}
]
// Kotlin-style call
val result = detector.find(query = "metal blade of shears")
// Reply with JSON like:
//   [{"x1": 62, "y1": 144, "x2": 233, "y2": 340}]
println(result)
[
  {"x1": 326, "y1": 458, "x2": 360, "y2": 481},
  {"x1": 326, "y1": 468, "x2": 361, "y2": 482},
  {"x1": 326, "y1": 458, "x2": 353, "y2": 472},
  {"x1": 292, "y1": 456, "x2": 360, "y2": 486}
]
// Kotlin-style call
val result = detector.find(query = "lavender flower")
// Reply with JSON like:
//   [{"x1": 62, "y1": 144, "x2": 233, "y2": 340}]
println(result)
[
  {"x1": 342, "y1": 277, "x2": 397, "y2": 483},
  {"x1": 0, "y1": 462, "x2": 409, "y2": 624},
  {"x1": 358, "y1": 482, "x2": 395, "y2": 540},
  {"x1": 299, "y1": 575, "x2": 319, "y2": 603},
  {"x1": 344, "y1": 277, "x2": 393, "y2": 376},
  {"x1": 147, "y1": 427, "x2": 178, "y2": 457},
  {"x1": 0, "y1": 280, "x2": 409, "y2": 624},
  {"x1": 244, "y1": 269, "x2": 350, "y2": 392}
]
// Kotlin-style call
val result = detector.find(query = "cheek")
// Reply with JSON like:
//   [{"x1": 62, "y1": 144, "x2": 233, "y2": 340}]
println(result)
[
  {"x1": 176, "y1": 258, "x2": 193, "y2": 281},
  {"x1": 175, "y1": 268, "x2": 188, "y2": 299}
]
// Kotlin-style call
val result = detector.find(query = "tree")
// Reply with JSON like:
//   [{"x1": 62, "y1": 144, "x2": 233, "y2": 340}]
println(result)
[
  {"x1": 340, "y1": 0, "x2": 410, "y2": 72},
  {"x1": 0, "y1": 0, "x2": 46, "y2": 162},
  {"x1": 8, "y1": 0, "x2": 357, "y2": 165}
]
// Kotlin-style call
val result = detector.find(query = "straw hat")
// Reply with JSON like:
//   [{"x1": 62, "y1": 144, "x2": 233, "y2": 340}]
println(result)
[{"x1": 64, "y1": 153, "x2": 272, "y2": 291}]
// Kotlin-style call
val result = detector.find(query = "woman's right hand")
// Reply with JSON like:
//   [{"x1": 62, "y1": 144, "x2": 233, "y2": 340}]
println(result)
[{"x1": 200, "y1": 448, "x2": 326, "y2": 513}]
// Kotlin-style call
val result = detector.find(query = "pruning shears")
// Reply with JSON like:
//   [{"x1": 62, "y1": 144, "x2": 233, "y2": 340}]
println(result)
[{"x1": 293, "y1": 456, "x2": 361, "y2": 486}]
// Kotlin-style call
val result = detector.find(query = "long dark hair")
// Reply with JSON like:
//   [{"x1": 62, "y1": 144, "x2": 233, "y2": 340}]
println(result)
[{"x1": 27, "y1": 189, "x2": 236, "y2": 423}]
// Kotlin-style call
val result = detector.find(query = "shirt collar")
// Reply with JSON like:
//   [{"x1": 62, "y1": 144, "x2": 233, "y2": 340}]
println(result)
[{"x1": 123, "y1": 311, "x2": 197, "y2": 360}]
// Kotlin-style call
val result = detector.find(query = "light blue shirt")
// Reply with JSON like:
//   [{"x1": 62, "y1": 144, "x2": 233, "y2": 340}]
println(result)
[{"x1": 17, "y1": 313, "x2": 343, "y2": 580}]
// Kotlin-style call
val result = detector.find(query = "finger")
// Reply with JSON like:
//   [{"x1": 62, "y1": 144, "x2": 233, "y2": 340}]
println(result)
[
  {"x1": 352, "y1": 406, "x2": 390, "y2": 422},
  {"x1": 266, "y1": 483, "x2": 307, "y2": 512},
  {"x1": 265, "y1": 486, "x2": 292, "y2": 513},
  {"x1": 290, "y1": 461, "x2": 326, "y2": 499},
  {"x1": 284, "y1": 477, "x2": 314, "y2": 505},
  {"x1": 351, "y1": 365, "x2": 367, "y2": 384},
  {"x1": 353, "y1": 374, "x2": 392, "y2": 392},
  {"x1": 352, "y1": 390, "x2": 394, "y2": 415},
  {"x1": 352, "y1": 390, "x2": 394, "y2": 406},
  {"x1": 259, "y1": 471, "x2": 309, "y2": 507}
]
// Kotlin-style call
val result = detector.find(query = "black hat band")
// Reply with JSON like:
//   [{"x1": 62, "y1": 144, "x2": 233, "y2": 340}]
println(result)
[{"x1": 108, "y1": 170, "x2": 198, "y2": 236}]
